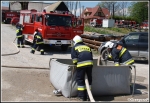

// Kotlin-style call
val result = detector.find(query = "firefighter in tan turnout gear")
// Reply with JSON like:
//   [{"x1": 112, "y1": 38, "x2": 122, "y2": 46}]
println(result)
[{"x1": 71, "y1": 35, "x2": 93, "y2": 101}]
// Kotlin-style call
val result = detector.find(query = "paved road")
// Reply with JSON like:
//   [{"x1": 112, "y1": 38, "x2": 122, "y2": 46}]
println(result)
[{"x1": 1, "y1": 24, "x2": 149, "y2": 102}]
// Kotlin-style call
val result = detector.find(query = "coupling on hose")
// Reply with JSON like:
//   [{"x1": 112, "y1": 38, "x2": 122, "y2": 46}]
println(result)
[{"x1": 53, "y1": 89, "x2": 61, "y2": 95}]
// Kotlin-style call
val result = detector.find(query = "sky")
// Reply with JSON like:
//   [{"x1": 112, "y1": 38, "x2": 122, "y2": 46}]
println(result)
[{"x1": 1, "y1": 1, "x2": 100, "y2": 16}]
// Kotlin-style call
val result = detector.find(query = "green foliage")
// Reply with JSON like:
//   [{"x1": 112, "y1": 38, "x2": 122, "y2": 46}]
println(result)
[
  {"x1": 84, "y1": 26, "x2": 130, "y2": 34},
  {"x1": 129, "y1": 2, "x2": 148, "y2": 24}
]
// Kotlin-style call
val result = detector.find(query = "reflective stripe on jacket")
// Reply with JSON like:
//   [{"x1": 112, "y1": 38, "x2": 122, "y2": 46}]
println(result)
[
  {"x1": 111, "y1": 44, "x2": 134, "y2": 66},
  {"x1": 16, "y1": 27, "x2": 23, "y2": 38},
  {"x1": 71, "y1": 42, "x2": 93, "y2": 68},
  {"x1": 34, "y1": 32, "x2": 44, "y2": 44}
]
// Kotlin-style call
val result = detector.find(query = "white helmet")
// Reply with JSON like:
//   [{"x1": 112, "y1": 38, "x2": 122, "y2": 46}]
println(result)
[
  {"x1": 104, "y1": 41, "x2": 114, "y2": 48},
  {"x1": 73, "y1": 35, "x2": 82, "y2": 45}
]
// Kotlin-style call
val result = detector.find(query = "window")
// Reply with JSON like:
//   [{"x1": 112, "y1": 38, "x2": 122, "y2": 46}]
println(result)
[
  {"x1": 24, "y1": 14, "x2": 30, "y2": 23},
  {"x1": 35, "y1": 14, "x2": 42, "y2": 22},
  {"x1": 31, "y1": 14, "x2": 35, "y2": 23},
  {"x1": 139, "y1": 34, "x2": 148, "y2": 43},
  {"x1": 124, "y1": 34, "x2": 139, "y2": 43},
  {"x1": 98, "y1": 12, "x2": 101, "y2": 16},
  {"x1": 45, "y1": 14, "x2": 72, "y2": 27}
]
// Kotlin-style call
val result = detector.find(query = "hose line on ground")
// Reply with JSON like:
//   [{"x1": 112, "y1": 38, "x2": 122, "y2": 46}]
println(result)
[
  {"x1": 1, "y1": 37, "x2": 49, "y2": 70},
  {"x1": 1, "y1": 65, "x2": 49, "y2": 70},
  {"x1": 1, "y1": 37, "x2": 20, "y2": 56}
]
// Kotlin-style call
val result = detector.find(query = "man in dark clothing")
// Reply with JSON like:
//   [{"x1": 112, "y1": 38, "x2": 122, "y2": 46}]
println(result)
[
  {"x1": 104, "y1": 41, "x2": 134, "y2": 66},
  {"x1": 30, "y1": 29, "x2": 44, "y2": 55},
  {"x1": 71, "y1": 35, "x2": 93, "y2": 101},
  {"x1": 16, "y1": 24, "x2": 24, "y2": 48}
]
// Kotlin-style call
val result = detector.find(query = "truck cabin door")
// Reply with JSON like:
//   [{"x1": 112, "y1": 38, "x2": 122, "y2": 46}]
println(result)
[
  {"x1": 73, "y1": 18, "x2": 84, "y2": 35},
  {"x1": 22, "y1": 13, "x2": 35, "y2": 34}
]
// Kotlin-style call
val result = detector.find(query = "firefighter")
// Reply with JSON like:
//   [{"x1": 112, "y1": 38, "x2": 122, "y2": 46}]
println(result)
[
  {"x1": 16, "y1": 23, "x2": 24, "y2": 48},
  {"x1": 71, "y1": 35, "x2": 93, "y2": 101},
  {"x1": 104, "y1": 41, "x2": 135, "y2": 66},
  {"x1": 30, "y1": 29, "x2": 44, "y2": 55}
]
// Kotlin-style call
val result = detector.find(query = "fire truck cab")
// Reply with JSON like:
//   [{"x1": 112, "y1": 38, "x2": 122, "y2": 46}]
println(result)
[
  {"x1": 3, "y1": 11, "x2": 19, "y2": 24},
  {"x1": 19, "y1": 9, "x2": 84, "y2": 51}
]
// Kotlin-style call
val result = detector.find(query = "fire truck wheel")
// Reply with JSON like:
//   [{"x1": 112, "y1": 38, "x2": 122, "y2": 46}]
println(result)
[{"x1": 61, "y1": 44, "x2": 69, "y2": 51}]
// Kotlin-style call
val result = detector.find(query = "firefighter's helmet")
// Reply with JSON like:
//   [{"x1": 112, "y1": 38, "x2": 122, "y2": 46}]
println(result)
[
  {"x1": 73, "y1": 35, "x2": 82, "y2": 45},
  {"x1": 104, "y1": 41, "x2": 114, "y2": 48}
]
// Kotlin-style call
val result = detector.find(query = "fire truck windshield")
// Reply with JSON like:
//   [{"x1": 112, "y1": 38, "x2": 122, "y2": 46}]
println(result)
[{"x1": 45, "y1": 14, "x2": 72, "y2": 27}]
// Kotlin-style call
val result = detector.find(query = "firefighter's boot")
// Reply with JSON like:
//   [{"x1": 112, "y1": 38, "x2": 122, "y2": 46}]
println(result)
[
  {"x1": 21, "y1": 45, "x2": 25, "y2": 48},
  {"x1": 41, "y1": 51, "x2": 44, "y2": 55},
  {"x1": 30, "y1": 50, "x2": 35, "y2": 54},
  {"x1": 17, "y1": 45, "x2": 20, "y2": 48},
  {"x1": 77, "y1": 97, "x2": 87, "y2": 101},
  {"x1": 40, "y1": 49, "x2": 44, "y2": 55}
]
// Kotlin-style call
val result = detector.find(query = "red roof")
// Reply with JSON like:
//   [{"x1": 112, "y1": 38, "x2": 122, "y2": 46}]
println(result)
[
  {"x1": 81, "y1": 6, "x2": 110, "y2": 19},
  {"x1": 2, "y1": 6, "x2": 9, "y2": 10},
  {"x1": 101, "y1": 8, "x2": 110, "y2": 18}
]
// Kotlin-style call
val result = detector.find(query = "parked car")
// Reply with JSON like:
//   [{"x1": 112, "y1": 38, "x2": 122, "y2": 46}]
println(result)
[
  {"x1": 11, "y1": 17, "x2": 20, "y2": 25},
  {"x1": 98, "y1": 32, "x2": 148, "y2": 61}
]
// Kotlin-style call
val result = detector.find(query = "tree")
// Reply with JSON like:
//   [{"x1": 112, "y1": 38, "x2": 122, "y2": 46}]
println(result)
[
  {"x1": 97, "y1": 2, "x2": 120, "y2": 18},
  {"x1": 9, "y1": 1, "x2": 29, "y2": 10},
  {"x1": 119, "y1": 2, "x2": 128, "y2": 17},
  {"x1": 129, "y1": 2, "x2": 148, "y2": 24}
]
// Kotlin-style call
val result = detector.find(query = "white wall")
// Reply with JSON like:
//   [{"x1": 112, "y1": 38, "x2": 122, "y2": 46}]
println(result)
[{"x1": 10, "y1": 2, "x2": 52, "y2": 12}]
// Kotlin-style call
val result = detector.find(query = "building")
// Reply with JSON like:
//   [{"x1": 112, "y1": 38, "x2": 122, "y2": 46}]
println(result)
[
  {"x1": 81, "y1": 6, "x2": 110, "y2": 24},
  {"x1": 44, "y1": 1, "x2": 69, "y2": 13},
  {"x1": 1, "y1": 2, "x2": 53, "y2": 22},
  {"x1": 4, "y1": 2, "x2": 53, "y2": 12}
]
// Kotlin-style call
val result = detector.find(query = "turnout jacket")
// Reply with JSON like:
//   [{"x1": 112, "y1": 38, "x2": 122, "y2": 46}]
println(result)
[
  {"x1": 108, "y1": 43, "x2": 134, "y2": 66},
  {"x1": 16, "y1": 26, "x2": 23, "y2": 38},
  {"x1": 71, "y1": 42, "x2": 93, "y2": 68},
  {"x1": 33, "y1": 32, "x2": 44, "y2": 44}
]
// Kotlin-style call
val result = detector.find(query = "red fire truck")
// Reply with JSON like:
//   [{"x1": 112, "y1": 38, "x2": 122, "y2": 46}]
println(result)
[
  {"x1": 90, "y1": 18, "x2": 103, "y2": 27},
  {"x1": 20, "y1": 9, "x2": 84, "y2": 51},
  {"x1": 3, "y1": 11, "x2": 19, "y2": 24},
  {"x1": 115, "y1": 20, "x2": 137, "y2": 28},
  {"x1": 140, "y1": 20, "x2": 149, "y2": 29}
]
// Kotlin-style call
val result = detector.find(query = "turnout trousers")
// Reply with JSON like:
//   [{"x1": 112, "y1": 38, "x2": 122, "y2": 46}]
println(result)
[
  {"x1": 17, "y1": 37, "x2": 24, "y2": 47},
  {"x1": 76, "y1": 65, "x2": 93, "y2": 99},
  {"x1": 31, "y1": 43, "x2": 44, "y2": 55}
]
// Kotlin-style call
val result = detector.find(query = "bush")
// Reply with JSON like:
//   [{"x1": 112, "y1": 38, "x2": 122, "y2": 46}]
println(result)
[{"x1": 84, "y1": 26, "x2": 130, "y2": 34}]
